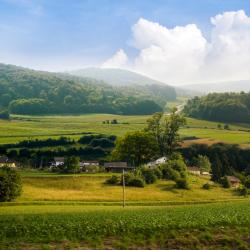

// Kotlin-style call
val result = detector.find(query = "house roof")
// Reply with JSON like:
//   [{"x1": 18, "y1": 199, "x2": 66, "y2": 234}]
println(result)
[
  {"x1": 226, "y1": 176, "x2": 241, "y2": 183},
  {"x1": 187, "y1": 166, "x2": 200, "y2": 172},
  {"x1": 54, "y1": 157, "x2": 65, "y2": 162},
  {"x1": 81, "y1": 160, "x2": 99, "y2": 163},
  {"x1": 0, "y1": 156, "x2": 15, "y2": 164},
  {"x1": 104, "y1": 162, "x2": 128, "y2": 168}
]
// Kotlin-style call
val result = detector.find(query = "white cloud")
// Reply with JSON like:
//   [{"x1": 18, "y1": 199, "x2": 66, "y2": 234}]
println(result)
[
  {"x1": 102, "y1": 10, "x2": 250, "y2": 85},
  {"x1": 102, "y1": 49, "x2": 128, "y2": 68}
]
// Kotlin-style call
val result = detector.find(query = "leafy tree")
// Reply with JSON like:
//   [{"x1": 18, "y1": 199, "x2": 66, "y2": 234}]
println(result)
[
  {"x1": 195, "y1": 155, "x2": 211, "y2": 173},
  {"x1": 0, "y1": 167, "x2": 22, "y2": 202},
  {"x1": 220, "y1": 176, "x2": 231, "y2": 188},
  {"x1": 140, "y1": 167, "x2": 157, "y2": 184},
  {"x1": 64, "y1": 156, "x2": 80, "y2": 173},
  {"x1": 211, "y1": 155, "x2": 223, "y2": 182},
  {"x1": 145, "y1": 108, "x2": 186, "y2": 156},
  {"x1": 111, "y1": 131, "x2": 159, "y2": 166}
]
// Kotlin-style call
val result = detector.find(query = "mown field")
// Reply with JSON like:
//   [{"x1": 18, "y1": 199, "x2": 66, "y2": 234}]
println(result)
[
  {"x1": 2, "y1": 114, "x2": 250, "y2": 147},
  {"x1": 0, "y1": 201, "x2": 250, "y2": 249},
  {"x1": 13, "y1": 171, "x2": 248, "y2": 203}
]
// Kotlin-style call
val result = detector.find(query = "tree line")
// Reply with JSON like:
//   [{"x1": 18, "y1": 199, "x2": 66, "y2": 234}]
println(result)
[{"x1": 183, "y1": 92, "x2": 250, "y2": 123}]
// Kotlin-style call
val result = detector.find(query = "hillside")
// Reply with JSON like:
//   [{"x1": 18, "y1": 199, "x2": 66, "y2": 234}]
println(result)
[
  {"x1": 183, "y1": 80, "x2": 250, "y2": 94},
  {"x1": 69, "y1": 67, "x2": 177, "y2": 103},
  {"x1": 0, "y1": 63, "x2": 163, "y2": 115},
  {"x1": 183, "y1": 92, "x2": 250, "y2": 123}
]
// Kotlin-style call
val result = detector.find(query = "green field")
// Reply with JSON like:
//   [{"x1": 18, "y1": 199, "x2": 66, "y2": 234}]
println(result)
[
  {"x1": 16, "y1": 171, "x2": 247, "y2": 203},
  {"x1": 1, "y1": 201, "x2": 249, "y2": 249},
  {"x1": 2, "y1": 114, "x2": 250, "y2": 147}
]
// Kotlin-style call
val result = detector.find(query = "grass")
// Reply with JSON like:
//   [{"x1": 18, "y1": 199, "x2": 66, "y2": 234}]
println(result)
[
  {"x1": 12, "y1": 171, "x2": 247, "y2": 203},
  {"x1": 2, "y1": 114, "x2": 250, "y2": 147},
  {"x1": 0, "y1": 201, "x2": 249, "y2": 249}
]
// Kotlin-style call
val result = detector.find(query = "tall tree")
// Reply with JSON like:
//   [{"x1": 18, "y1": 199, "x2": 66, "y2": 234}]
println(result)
[
  {"x1": 111, "y1": 131, "x2": 159, "y2": 167},
  {"x1": 145, "y1": 108, "x2": 186, "y2": 156}
]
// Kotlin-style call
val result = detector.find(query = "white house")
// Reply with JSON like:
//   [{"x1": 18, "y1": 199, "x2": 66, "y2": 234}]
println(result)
[
  {"x1": 53, "y1": 157, "x2": 65, "y2": 167},
  {"x1": 147, "y1": 157, "x2": 167, "y2": 168}
]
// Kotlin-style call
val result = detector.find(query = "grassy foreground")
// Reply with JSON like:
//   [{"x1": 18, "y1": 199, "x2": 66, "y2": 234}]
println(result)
[{"x1": 0, "y1": 201, "x2": 250, "y2": 249}]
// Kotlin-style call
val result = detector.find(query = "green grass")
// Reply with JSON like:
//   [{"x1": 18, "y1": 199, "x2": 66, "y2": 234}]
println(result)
[
  {"x1": 11, "y1": 171, "x2": 247, "y2": 202},
  {"x1": 2, "y1": 114, "x2": 250, "y2": 147},
  {"x1": 0, "y1": 201, "x2": 249, "y2": 249}
]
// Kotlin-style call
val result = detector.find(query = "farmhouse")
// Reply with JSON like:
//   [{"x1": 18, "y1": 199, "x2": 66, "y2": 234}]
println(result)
[
  {"x1": 104, "y1": 162, "x2": 134, "y2": 172},
  {"x1": 0, "y1": 156, "x2": 16, "y2": 168},
  {"x1": 147, "y1": 157, "x2": 167, "y2": 168},
  {"x1": 187, "y1": 166, "x2": 201, "y2": 175},
  {"x1": 226, "y1": 176, "x2": 241, "y2": 188},
  {"x1": 80, "y1": 160, "x2": 99, "y2": 172},
  {"x1": 53, "y1": 157, "x2": 65, "y2": 167}
]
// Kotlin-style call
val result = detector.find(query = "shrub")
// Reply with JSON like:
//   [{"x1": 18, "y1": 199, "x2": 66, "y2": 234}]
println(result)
[
  {"x1": 0, "y1": 167, "x2": 22, "y2": 202},
  {"x1": 128, "y1": 176, "x2": 145, "y2": 187},
  {"x1": 140, "y1": 167, "x2": 157, "y2": 184},
  {"x1": 175, "y1": 178, "x2": 189, "y2": 189},
  {"x1": 162, "y1": 165, "x2": 180, "y2": 181},
  {"x1": 220, "y1": 176, "x2": 231, "y2": 188},
  {"x1": 202, "y1": 183, "x2": 211, "y2": 190},
  {"x1": 244, "y1": 176, "x2": 250, "y2": 189},
  {"x1": 106, "y1": 175, "x2": 120, "y2": 185},
  {"x1": 238, "y1": 186, "x2": 248, "y2": 197}
]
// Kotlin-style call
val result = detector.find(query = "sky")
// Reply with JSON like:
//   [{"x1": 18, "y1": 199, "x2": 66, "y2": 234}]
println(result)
[{"x1": 0, "y1": 0, "x2": 250, "y2": 85}]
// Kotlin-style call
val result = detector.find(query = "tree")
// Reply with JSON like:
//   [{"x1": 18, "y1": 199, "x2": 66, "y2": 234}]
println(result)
[
  {"x1": 145, "y1": 108, "x2": 186, "y2": 156},
  {"x1": 196, "y1": 155, "x2": 211, "y2": 173},
  {"x1": 64, "y1": 156, "x2": 80, "y2": 173},
  {"x1": 212, "y1": 155, "x2": 223, "y2": 182},
  {"x1": 0, "y1": 167, "x2": 22, "y2": 202},
  {"x1": 111, "y1": 131, "x2": 159, "y2": 167},
  {"x1": 0, "y1": 110, "x2": 9, "y2": 120}
]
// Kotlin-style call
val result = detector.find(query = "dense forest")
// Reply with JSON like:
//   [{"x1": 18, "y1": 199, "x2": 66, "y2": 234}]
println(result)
[
  {"x1": 183, "y1": 92, "x2": 250, "y2": 123},
  {"x1": 0, "y1": 64, "x2": 176, "y2": 116}
]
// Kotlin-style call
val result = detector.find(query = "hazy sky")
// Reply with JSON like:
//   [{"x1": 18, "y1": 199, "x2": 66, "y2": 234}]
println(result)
[{"x1": 0, "y1": 0, "x2": 250, "y2": 85}]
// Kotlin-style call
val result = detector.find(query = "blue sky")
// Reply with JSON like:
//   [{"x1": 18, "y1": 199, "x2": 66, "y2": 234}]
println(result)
[{"x1": 0, "y1": 0, "x2": 250, "y2": 83}]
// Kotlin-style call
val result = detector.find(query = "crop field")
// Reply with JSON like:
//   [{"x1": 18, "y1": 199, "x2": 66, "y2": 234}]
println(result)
[
  {"x1": 14, "y1": 171, "x2": 247, "y2": 202},
  {"x1": 1, "y1": 114, "x2": 250, "y2": 147},
  {"x1": 0, "y1": 201, "x2": 250, "y2": 249}
]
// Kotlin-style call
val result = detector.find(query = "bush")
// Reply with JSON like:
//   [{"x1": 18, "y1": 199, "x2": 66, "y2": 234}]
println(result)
[
  {"x1": 123, "y1": 173, "x2": 145, "y2": 187},
  {"x1": 128, "y1": 176, "x2": 145, "y2": 187},
  {"x1": 238, "y1": 186, "x2": 248, "y2": 196},
  {"x1": 140, "y1": 167, "x2": 157, "y2": 184},
  {"x1": 245, "y1": 176, "x2": 250, "y2": 189},
  {"x1": 106, "y1": 175, "x2": 120, "y2": 185},
  {"x1": 162, "y1": 165, "x2": 181, "y2": 181},
  {"x1": 175, "y1": 178, "x2": 189, "y2": 189},
  {"x1": 202, "y1": 183, "x2": 211, "y2": 190},
  {"x1": 220, "y1": 176, "x2": 231, "y2": 188},
  {"x1": 0, "y1": 167, "x2": 22, "y2": 202}
]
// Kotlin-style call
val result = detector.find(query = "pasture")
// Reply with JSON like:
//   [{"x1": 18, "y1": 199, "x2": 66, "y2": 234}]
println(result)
[
  {"x1": 0, "y1": 201, "x2": 250, "y2": 249},
  {"x1": 16, "y1": 171, "x2": 247, "y2": 202},
  {"x1": 1, "y1": 114, "x2": 250, "y2": 147}
]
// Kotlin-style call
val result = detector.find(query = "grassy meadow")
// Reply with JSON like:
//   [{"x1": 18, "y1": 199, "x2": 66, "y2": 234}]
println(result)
[
  {"x1": 12, "y1": 171, "x2": 247, "y2": 203},
  {"x1": 1, "y1": 113, "x2": 250, "y2": 147}
]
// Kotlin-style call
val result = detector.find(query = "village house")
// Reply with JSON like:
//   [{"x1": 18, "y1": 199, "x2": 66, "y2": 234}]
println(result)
[
  {"x1": 226, "y1": 176, "x2": 241, "y2": 188},
  {"x1": 187, "y1": 166, "x2": 201, "y2": 175},
  {"x1": 52, "y1": 157, "x2": 65, "y2": 167},
  {"x1": 104, "y1": 162, "x2": 134, "y2": 172},
  {"x1": 147, "y1": 157, "x2": 167, "y2": 168},
  {"x1": 80, "y1": 160, "x2": 99, "y2": 173},
  {"x1": 0, "y1": 156, "x2": 16, "y2": 168}
]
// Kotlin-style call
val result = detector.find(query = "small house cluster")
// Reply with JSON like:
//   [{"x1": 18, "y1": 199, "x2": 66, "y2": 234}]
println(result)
[{"x1": 0, "y1": 156, "x2": 16, "y2": 168}]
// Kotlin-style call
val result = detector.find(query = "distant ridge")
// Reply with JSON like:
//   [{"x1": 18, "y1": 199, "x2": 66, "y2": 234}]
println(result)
[
  {"x1": 69, "y1": 67, "x2": 168, "y2": 87},
  {"x1": 183, "y1": 80, "x2": 250, "y2": 94}
]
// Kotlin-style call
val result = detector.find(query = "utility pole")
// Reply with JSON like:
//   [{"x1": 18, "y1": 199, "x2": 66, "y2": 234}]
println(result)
[{"x1": 122, "y1": 168, "x2": 125, "y2": 207}]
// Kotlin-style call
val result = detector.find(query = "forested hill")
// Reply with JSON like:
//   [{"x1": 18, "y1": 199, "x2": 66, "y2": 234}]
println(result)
[
  {"x1": 0, "y1": 63, "x2": 166, "y2": 115},
  {"x1": 183, "y1": 92, "x2": 250, "y2": 123}
]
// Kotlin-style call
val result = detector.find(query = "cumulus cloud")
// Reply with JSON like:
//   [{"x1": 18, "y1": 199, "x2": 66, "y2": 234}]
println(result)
[
  {"x1": 102, "y1": 10, "x2": 250, "y2": 85},
  {"x1": 102, "y1": 49, "x2": 128, "y2": 68}
]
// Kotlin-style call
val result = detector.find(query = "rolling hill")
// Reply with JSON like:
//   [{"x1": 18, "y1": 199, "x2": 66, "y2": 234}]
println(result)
[{"x1": 0, "y1": 63, "x2": 163, "y2": 115}]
